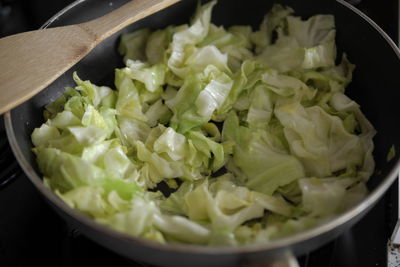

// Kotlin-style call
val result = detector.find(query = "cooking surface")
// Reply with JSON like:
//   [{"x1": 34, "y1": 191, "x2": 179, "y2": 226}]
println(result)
[{"x1": 0, "y1": 0, "x2": 398, "y2": 266}]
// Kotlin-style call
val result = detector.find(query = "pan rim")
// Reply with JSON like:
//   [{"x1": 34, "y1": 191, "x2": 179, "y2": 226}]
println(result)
[{"x1": 4, "y1": 0, "x2": 400, "y2": 255}]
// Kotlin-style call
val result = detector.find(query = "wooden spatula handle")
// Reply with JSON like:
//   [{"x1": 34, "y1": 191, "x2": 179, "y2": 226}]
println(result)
[{"x1": 0, "y1": 0, "x2": 181, "y2": 114}]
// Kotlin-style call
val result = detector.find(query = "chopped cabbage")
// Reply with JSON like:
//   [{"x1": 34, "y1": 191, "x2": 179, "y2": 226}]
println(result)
[{"x1": 32, "y1": 1, "x2": 375, "y2": 246}]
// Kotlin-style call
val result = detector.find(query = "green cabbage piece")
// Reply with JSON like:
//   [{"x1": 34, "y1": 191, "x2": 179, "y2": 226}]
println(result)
[
  {"x1": 387, "y1": 145, "x2": 396, "y2": 162},
  {"x1": 31, "y1": 1, "x2": 376, "y2": 246}
]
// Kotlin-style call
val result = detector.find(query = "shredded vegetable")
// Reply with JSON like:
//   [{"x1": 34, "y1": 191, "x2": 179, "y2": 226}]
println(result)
[{"x1": 32, "y1": 1, "x2": 375, "y2": 246}]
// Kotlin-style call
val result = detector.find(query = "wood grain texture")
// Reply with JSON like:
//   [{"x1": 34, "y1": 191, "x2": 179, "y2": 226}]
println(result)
[{"x1": 0, "y1": 0, "x2": 180, "y2": 114}]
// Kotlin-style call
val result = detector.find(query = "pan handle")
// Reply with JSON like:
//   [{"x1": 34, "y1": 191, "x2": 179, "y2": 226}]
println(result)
[{"x1": 242, "y1": 250, "x2": 299, "y2": 267}]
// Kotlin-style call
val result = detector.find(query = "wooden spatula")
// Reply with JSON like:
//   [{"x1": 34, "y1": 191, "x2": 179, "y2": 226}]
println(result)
[{"x1": 0, "y1": 0, "x2": 180, "y2": 114}]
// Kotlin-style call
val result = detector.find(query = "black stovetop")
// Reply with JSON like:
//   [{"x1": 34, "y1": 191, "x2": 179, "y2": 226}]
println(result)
[{"x1": 0, "y1": 0, "x2": 398, "y2": 266}]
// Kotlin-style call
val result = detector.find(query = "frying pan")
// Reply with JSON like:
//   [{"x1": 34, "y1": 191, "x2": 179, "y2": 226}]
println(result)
[{"x1": 4, "y1": 0, "x2": 400, "y2": 266}]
